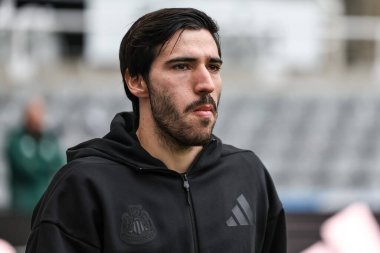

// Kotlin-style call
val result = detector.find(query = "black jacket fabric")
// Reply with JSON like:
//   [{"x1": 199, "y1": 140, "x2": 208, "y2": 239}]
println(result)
[{"x1": 26, "y1": 112, "x2": 286, "y2": 253}]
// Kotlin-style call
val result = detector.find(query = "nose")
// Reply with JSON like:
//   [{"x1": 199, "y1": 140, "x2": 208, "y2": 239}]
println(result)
[{"x1": 193, "y1": 66, "x2": 215, "y2": 95}]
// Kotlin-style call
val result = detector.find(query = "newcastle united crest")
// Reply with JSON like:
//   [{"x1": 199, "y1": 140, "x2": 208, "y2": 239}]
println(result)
[{"x1": 120, "y1": 205, "x2": 157, "y2": 245}]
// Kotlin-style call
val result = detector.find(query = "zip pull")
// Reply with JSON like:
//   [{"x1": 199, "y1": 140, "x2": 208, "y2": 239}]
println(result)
[{"x1": 182, "y1": 173, "x2": 191, "y2": 206}]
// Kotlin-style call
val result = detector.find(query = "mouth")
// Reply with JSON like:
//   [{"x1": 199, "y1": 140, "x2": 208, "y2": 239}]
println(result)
[
  {"x1": 185, "y1": 95, "x2": 218, "y2": 114},
  {"x1": 192, "y1": 104, "x2": 215, "y2": 117},
  {"x1": 194, "y1": 104, "x2": 214, "y2": 112}
]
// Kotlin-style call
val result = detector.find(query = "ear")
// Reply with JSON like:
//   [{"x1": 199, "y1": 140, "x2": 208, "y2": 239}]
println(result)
[{"x1": 124, "y1": 70, "x2": 149, "y2": 98}]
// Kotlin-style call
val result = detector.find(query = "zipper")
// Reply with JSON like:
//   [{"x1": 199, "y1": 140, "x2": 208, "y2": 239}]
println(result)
[
  {"x1": 136, "y1": 169, "x2": 200, "y2": 252},
  {"x1": 181, "y1": 173, "x2": 199, "y2": 253},
  {"x1": 135, "y1": 139, "x2": 216, "y2": 252},
  {"x1": 182, "y1": 173, "x2": 191, "y2": 205}
]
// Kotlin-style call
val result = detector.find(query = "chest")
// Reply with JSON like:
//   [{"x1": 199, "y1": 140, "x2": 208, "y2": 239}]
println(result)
[{"x1": 97, "y1": 168, "x2": 267, "y2": 253}]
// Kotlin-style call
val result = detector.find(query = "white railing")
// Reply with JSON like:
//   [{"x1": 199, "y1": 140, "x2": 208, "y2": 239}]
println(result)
[{"x1": 1, "y1": 0, "x2": 380, "y2": 83}]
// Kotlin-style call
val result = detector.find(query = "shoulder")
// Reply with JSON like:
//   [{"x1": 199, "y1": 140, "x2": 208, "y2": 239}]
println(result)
[
  {"x1": 4, "y1": 128, "x2": 28, "y2": 154},
  {"x1": 29, "y1": 157, "x2": 111, "y2": 249},
  {"x1": 221, "y1": 143, "x2": 264, "y2": 168},
  {"x1": 5, "y1": 128, "x2": 24, "y2": 143},
  {"x1": 49, "y1": 156, "x2": 122, "y2": 187},
  {"x1": 219, "y1": 143, "x2": 284, "y2": 216},
  {"x1": 219, "y1": 143, "x2": 275, "y2": 191},
  {"x1": 35, "y1": 157, "x2": 121, "y2": 208},
  {"x1": 41, "y1": 130, "x2": 60, "y2": 141},
  {"x1": 30, "y1": 156, "x2": 121, "y2": 233}
]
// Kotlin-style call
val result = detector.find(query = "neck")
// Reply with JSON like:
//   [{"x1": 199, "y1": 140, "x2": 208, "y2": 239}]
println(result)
[{"x1": 136, "y1": 118, "x2": 203, "y2": 174}]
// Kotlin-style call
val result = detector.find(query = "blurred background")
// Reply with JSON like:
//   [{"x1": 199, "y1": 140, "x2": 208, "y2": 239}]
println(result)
[{"x1": 1, "y1": 0, "x2": 380, "y2": 252}]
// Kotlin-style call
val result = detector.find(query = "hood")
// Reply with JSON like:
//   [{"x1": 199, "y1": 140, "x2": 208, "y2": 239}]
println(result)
[{"x1": 66, "y1": 112, "x2": 223, "y2": 171}]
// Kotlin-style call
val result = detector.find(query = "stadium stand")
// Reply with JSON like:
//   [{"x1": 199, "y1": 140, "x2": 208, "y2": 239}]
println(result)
[{"x1": 1, "y1": 91, "x2": 380, "y2": 213}]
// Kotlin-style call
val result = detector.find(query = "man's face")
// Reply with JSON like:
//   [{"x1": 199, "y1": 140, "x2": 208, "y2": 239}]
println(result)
[
  {"x1": 147, "y1": 29, "x2": 222, "y2": 147},
  {"x1": 25, "y1": 99, "x2": 45, "y2": 134}
]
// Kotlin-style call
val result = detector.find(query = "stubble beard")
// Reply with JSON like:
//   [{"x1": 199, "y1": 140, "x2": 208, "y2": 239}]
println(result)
[{"x1": 149, "y1": 87, "x2": 218, "y2": 149}]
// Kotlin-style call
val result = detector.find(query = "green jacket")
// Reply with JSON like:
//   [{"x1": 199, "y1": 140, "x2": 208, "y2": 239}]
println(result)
[{"x1": 5, "y1": 127, "x2": 65, "y2": 214}]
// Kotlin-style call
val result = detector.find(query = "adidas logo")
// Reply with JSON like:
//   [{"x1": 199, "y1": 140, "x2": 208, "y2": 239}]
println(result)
[{"x1": 226, "y1": 194, "x2": 254, "y2": 226}]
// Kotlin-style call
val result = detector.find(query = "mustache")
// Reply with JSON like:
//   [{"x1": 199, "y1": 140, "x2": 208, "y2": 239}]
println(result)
[{"x1": 184, "y1": 95, "x2": 218, "y2": 113}]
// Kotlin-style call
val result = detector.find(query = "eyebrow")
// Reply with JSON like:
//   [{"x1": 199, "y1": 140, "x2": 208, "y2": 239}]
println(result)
[{"x1": 165, "y1": 57, "x2": 223, "y2": 65}]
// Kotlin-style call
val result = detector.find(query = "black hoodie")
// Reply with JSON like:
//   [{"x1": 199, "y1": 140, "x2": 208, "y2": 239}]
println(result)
[{"x1": 26, "y1": 112, "x2": 286, "y2": 253}]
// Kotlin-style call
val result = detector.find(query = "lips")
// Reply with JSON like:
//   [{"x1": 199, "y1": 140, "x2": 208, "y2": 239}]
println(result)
[
  {"x1": 193, "y1": 104, "x2": 214, "y2": 113},
  {"x1": 184, "y1": 95, "x2": 217, "y2": 114},
  {"x1": 192, "y1": 104, "x2": 216, "y2": 118}
]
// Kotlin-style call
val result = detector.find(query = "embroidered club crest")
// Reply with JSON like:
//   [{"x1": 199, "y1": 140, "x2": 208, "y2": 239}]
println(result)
[{"x1": 120, "y1": 205, "x2": 157, "y2": 244}]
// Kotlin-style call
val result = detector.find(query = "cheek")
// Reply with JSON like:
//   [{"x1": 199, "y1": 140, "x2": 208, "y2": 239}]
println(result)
[
  {"x1": 151, "y1": 84, "x2": 184, "y2": 110},
  {"x1": 212, "y1": 74, "x2": 222, "y2": 88},
  {"x1": 213, "y1": 82, "x2": 222, "y2": 102},
  {"x1": 215, "y1": 76, "x2": 222, "y2": 88}
]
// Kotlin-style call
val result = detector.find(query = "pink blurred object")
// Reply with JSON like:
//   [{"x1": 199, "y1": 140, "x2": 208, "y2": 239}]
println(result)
[
  {"x1": 321, "y1": 202, "x2": 380, "y2": 253},
  {"x1": 300, "y1": 241, "x2": 332, "y2": 253},
  {"x1": 0, "y1": 239, "x2": 16, "y2": 253}
]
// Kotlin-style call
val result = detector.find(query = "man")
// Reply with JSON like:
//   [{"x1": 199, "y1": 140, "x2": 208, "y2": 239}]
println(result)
[
  {"x1": 5, "y1": 97, "x2": 64, "y2": 214},
  {"x1": 26, "y1": 8, "x2": 286, "y2": 253}
]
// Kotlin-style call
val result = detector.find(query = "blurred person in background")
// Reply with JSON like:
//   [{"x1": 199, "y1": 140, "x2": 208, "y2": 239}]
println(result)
[
  {"x1": 5, "y1": 96, "x2": 64, "y2": 215},
  {"x1": 26, "y1": 8, "x2": 286, "y2": 253}
]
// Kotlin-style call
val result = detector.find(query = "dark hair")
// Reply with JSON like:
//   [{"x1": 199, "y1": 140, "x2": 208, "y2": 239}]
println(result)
[{"x1": 119, "y1": 8, "x2": 221, "y2": 126}]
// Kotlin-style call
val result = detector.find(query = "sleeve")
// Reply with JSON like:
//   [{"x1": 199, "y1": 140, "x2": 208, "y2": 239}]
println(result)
[
  {"x1": 261, "y1": 208, "x2": 287, "y2": 253},
  {"x1": 25, "y1": 162, "x2": 103, "y2": 253},
  {"x1": 26, "y1": 222, "x2": 101, "y2": 253},
  {"x1": 261, "y1": 165, "x2": 287, "y2": 253}
]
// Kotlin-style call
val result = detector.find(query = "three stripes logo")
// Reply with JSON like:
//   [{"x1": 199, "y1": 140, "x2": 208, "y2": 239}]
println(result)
[{"x1": 226, "y1": 194, "x2": 254, "y2": 226}]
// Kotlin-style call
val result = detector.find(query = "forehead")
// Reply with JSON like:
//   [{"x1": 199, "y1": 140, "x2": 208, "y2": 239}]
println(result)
[{"x1": 157, "y1": 29, "x2": 220, "y2": 60}]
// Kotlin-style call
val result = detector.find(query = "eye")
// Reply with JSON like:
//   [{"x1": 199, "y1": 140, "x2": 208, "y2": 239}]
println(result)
[
  {"x1": 173, "y1": 64, "x2": 190, "y2": 70},
  {"x1": 208, "y1": 64, "x2": 221, "y2": 72}
]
